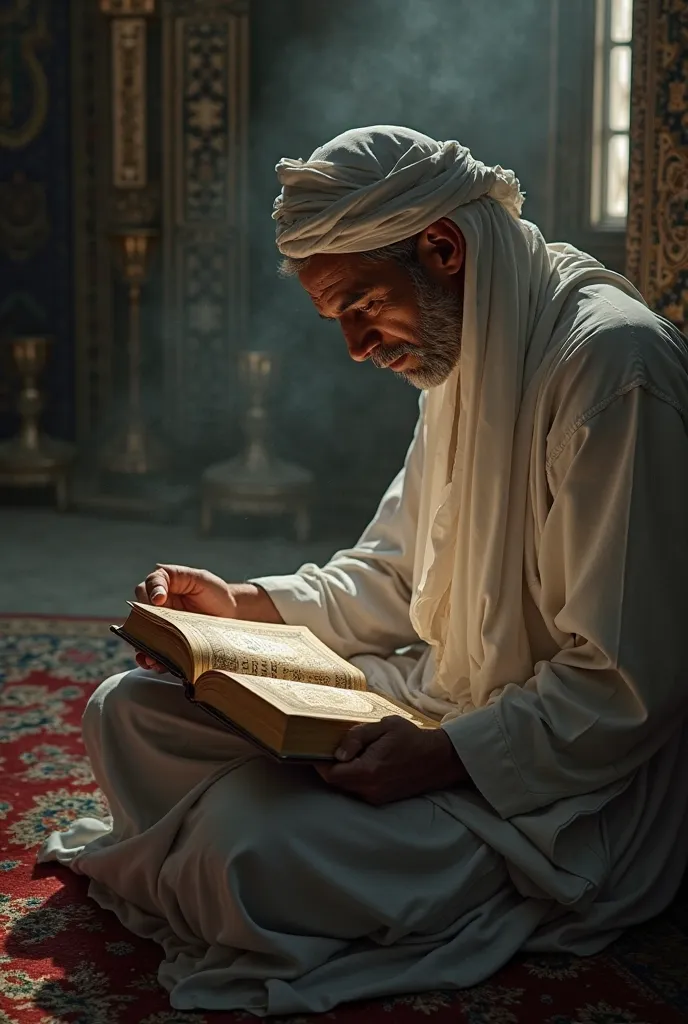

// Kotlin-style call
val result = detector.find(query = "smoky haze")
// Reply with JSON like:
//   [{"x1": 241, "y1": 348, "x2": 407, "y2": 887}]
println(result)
[{"x1": 246, "y1": 0, "x2": 554, "y2": 533}]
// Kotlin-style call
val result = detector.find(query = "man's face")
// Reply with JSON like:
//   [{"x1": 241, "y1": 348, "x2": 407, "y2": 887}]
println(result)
[{"x1": 298, "y1": 238, "x2": 464, "y2": 390}]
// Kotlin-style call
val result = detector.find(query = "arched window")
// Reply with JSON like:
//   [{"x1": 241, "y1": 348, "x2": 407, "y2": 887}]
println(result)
[
  {"x1": 591, "y1": 0, "x2": 634, "y2": 224},
  {"x1": 553, "y1": 0, "x2": 634, "y2": 272}
]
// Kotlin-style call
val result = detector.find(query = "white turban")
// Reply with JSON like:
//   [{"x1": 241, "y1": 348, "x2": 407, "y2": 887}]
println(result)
[
  {"x1": 273, "y1": 125, "x2": 645, "y2": 720},
  {"x1": 273, "y1": 125, "x2": 525, "y2": 257}
]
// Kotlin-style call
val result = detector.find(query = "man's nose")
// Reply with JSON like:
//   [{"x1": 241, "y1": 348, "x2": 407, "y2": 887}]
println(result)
[{"x1": 342, "y1": 323, "x2": 381, "y2": 362}]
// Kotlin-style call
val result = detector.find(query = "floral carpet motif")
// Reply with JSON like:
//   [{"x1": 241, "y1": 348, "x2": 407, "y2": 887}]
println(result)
[{"x1": 1, "y1": 616, "x2": 688, "y2": 1024}]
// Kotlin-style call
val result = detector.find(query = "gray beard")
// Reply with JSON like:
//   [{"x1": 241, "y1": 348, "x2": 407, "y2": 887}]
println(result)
[{"x1": 369, "y1": 267, "x2": 463, "y2": 389}]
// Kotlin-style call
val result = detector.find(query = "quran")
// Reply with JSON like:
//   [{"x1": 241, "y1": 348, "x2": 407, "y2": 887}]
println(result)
[{"x1": 111, "y1": 602, "x2": 438, "y2": 760}]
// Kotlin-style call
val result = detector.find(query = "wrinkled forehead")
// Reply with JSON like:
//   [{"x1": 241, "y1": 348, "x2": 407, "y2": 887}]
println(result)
[{"x1": 297, "y1": 252, "x2": 370, "y2": 297}]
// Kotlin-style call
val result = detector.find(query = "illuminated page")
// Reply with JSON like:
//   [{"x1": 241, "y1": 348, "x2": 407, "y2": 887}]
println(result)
[
  {"x1": 229, "y1": 673, "x2": 425, "y2": 724},
  {"x1": 130, "y1": 602, "x2": 366, "y2": 688}
]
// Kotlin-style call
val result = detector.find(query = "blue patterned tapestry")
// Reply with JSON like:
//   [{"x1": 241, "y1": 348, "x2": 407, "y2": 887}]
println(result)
[{"x1": 627, "y1": 0, "x2": 688, "y2": 333}]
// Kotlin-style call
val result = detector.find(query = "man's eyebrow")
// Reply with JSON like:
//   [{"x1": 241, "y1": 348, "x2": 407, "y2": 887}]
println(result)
[{"x1": 318, "y1": 290, "x2": 368, "y2": 320}]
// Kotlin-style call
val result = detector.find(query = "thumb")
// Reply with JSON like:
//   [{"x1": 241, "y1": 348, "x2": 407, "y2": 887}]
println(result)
[
  {"x1": 146, "y1": 566, "x2": 171, "y2": 605},
  {"x1": 335, "y1": 719, "x2": 391, "y2": 761}
]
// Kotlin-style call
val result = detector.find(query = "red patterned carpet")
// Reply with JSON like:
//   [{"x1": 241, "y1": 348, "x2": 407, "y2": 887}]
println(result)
[{"x1": 1, "y1": 616, "x2": 688, "y2": 1024}]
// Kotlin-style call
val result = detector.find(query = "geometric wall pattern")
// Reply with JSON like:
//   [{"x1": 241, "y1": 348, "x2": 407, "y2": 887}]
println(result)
[{"x1": 626, "y1": 0, "x2": 688, "y2": 334}]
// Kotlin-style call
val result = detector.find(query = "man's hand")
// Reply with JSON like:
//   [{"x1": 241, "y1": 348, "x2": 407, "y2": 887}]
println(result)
[
  {"x1": 315, "y1": 716, "x2": 469, "y2": 804},
  {"x1": 135, "y1": 564, "x2": 239, "y2": 616},
  {"x1": 133, "y1": 565, "x2": 282, "y2": 671}
]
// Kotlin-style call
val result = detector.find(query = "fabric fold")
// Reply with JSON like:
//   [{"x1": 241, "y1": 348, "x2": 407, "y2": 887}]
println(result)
[
  {"x1": 273, "y1": 126, "x2": 525, "y2": 256},
  {"x1": 272, "y1": 124, "x2": 645, "y2": 719}
]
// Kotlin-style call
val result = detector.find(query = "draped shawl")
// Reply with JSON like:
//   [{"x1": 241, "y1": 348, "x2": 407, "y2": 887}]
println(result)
[{"x1": 273, "y1": 126, "x2": 644, "y2": 716}]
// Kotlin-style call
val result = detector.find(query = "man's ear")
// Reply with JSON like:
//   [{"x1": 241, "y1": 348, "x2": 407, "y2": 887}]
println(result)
[{"x1": 416, "y1": 218, "x2": 465, "y2": 280}]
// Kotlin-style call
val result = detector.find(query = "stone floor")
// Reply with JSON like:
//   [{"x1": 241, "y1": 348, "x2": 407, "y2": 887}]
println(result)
[{"x1": 0, "y1": 506, "x2": 347, "y2": 618}]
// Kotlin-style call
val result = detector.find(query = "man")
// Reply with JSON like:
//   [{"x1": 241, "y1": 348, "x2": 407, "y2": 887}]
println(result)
[{"x1": 41, "y1": 126, "x2": 688, "y2": 1016}]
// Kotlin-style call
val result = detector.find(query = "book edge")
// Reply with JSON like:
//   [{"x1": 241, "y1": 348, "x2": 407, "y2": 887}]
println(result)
[
  {"x1": 126, "y1": 602, "x2": 367, "y2": 689},
  {"x1": 182, "y1": 683, "x2": 336, "y2": 763},
  {"x1": 110, "y1": 626, "x2": 187, "y2": 681}
]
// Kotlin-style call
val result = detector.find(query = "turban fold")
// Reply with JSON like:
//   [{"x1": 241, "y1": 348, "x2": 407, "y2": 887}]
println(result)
[{"x1": 273, "y1": 125, "x2": 525, "y2": 257}]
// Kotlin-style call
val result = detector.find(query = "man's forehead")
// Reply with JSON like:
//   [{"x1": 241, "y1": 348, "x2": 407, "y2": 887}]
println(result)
[{"x1": 298, "y1": 251, "x2": 368, "y2": 297}]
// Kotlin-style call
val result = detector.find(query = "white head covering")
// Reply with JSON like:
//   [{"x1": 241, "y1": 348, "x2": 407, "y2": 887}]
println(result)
[
  {"x1": 273, "y1": 125, "x2": 524, "y2": 256},
  {"x1": 273, "y1": 126, "x2": 645, "y2": 719}
]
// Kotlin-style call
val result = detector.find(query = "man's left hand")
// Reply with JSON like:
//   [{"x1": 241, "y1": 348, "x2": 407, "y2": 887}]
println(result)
[{"x1": 315, "y1": 716, "x2": 469, "y2": 805}]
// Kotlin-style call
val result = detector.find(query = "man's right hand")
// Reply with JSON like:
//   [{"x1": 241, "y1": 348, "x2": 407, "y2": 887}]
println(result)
[
  {"x1": 133, "y1": 564, "x2": 283, "y2": 672},
  {"x1": 135, "y1": 564, "x2": 239, "y2": 616}
]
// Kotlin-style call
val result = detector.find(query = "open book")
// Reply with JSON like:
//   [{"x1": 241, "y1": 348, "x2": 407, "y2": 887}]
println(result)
[{"x1": 111, "y1": 602, "x2": 437, "y2": 760}]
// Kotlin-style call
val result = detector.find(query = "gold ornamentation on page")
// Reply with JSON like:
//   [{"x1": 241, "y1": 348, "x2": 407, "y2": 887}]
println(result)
[{"x1": 112, "y1": 18, "x2": 147, "y2": 188}]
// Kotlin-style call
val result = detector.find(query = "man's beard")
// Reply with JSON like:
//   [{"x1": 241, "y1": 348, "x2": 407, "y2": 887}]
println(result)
[{"x1": 369, "y1": 267, "x2": 463, "y2": 389}]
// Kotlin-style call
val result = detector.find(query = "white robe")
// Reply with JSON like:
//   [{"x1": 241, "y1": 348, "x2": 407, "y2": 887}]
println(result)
[
  {"x1": 39, "y1": 282, "x2": 688, "y2": 1015},
  {"x1": 254, "y1": 280, "x2": 688, "y2": 919}
]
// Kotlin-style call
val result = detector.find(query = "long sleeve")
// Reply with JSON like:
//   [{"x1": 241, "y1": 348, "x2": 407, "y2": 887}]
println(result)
[
  {"x1": 444, "y1": 385, "x2": 688, "y2": 819},
  {"x1": 252, "y1": 398, "x2": 425, "y2": 658}
]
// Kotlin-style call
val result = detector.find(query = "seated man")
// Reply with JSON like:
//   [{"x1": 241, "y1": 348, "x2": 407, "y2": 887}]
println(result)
[{"x1": 41, "y1": 126, "x2": 688, "y2": 1016}]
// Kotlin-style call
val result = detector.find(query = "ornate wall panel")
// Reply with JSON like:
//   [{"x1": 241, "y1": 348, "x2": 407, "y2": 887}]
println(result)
[
  {"x1": 71, "y1": 0, "x2": 114, "y2": 449},
  {"x1": 101, "y1": 0, "x2": 156, "y2": 11},
  {"x1": 0, "y1": 0, "x2": 73, "y2": 440},
  {"x1": 112, "y1": 16, "x2": 148, "y2": 188},
  {"x1": 162, "y1": 0, "x2": 249, "y2": 450},
  {"x1": 626, "y1": 0, "x2": 688, "y2": 332}
]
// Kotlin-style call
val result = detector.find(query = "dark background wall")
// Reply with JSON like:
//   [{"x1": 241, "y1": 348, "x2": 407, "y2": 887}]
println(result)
[
  {"x1": 0, "y1": 0, "x2": 558, "y2": 535},
  {"x1": 0, "y1": 0, "x2": 72, "y2": 441}
]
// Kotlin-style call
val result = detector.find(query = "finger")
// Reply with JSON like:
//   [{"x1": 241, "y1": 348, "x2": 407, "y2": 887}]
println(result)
[
  {"x1": 135, "y1": 652, "x2": 165, "y2": 673},
  {"x1": 330, "y1": 719, "x2": 408, "y2": 780},
  {"x1": 154, "y1": 564, "x2": 205, "y2": 599},
  {"x1": 334, "y1": 718, "x2": 397, "y2": 761},
  {"x1": 322, "y1": 734, "x2": 389, "y2": 788},
  {"x1": 134, "y1": 583, "x2": 147, "y2": 603},
  {"x1": 145, "y1": 567, "x2": 171, "y2": 605}
]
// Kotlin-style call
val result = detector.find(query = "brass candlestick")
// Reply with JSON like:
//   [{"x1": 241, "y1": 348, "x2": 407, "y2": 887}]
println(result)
[
  {"x1": 72, "y1": 227, "x2": 190, "y2": 520},
  {"x1": 0, "y1": 336, "x2": 75, "y2": 510},
  {"x1": 201, "y1": 351, "x2": 313, "y2": 539},
  {"x1": 99, "y1": 228, "x2": 165, "y2": 476}
]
